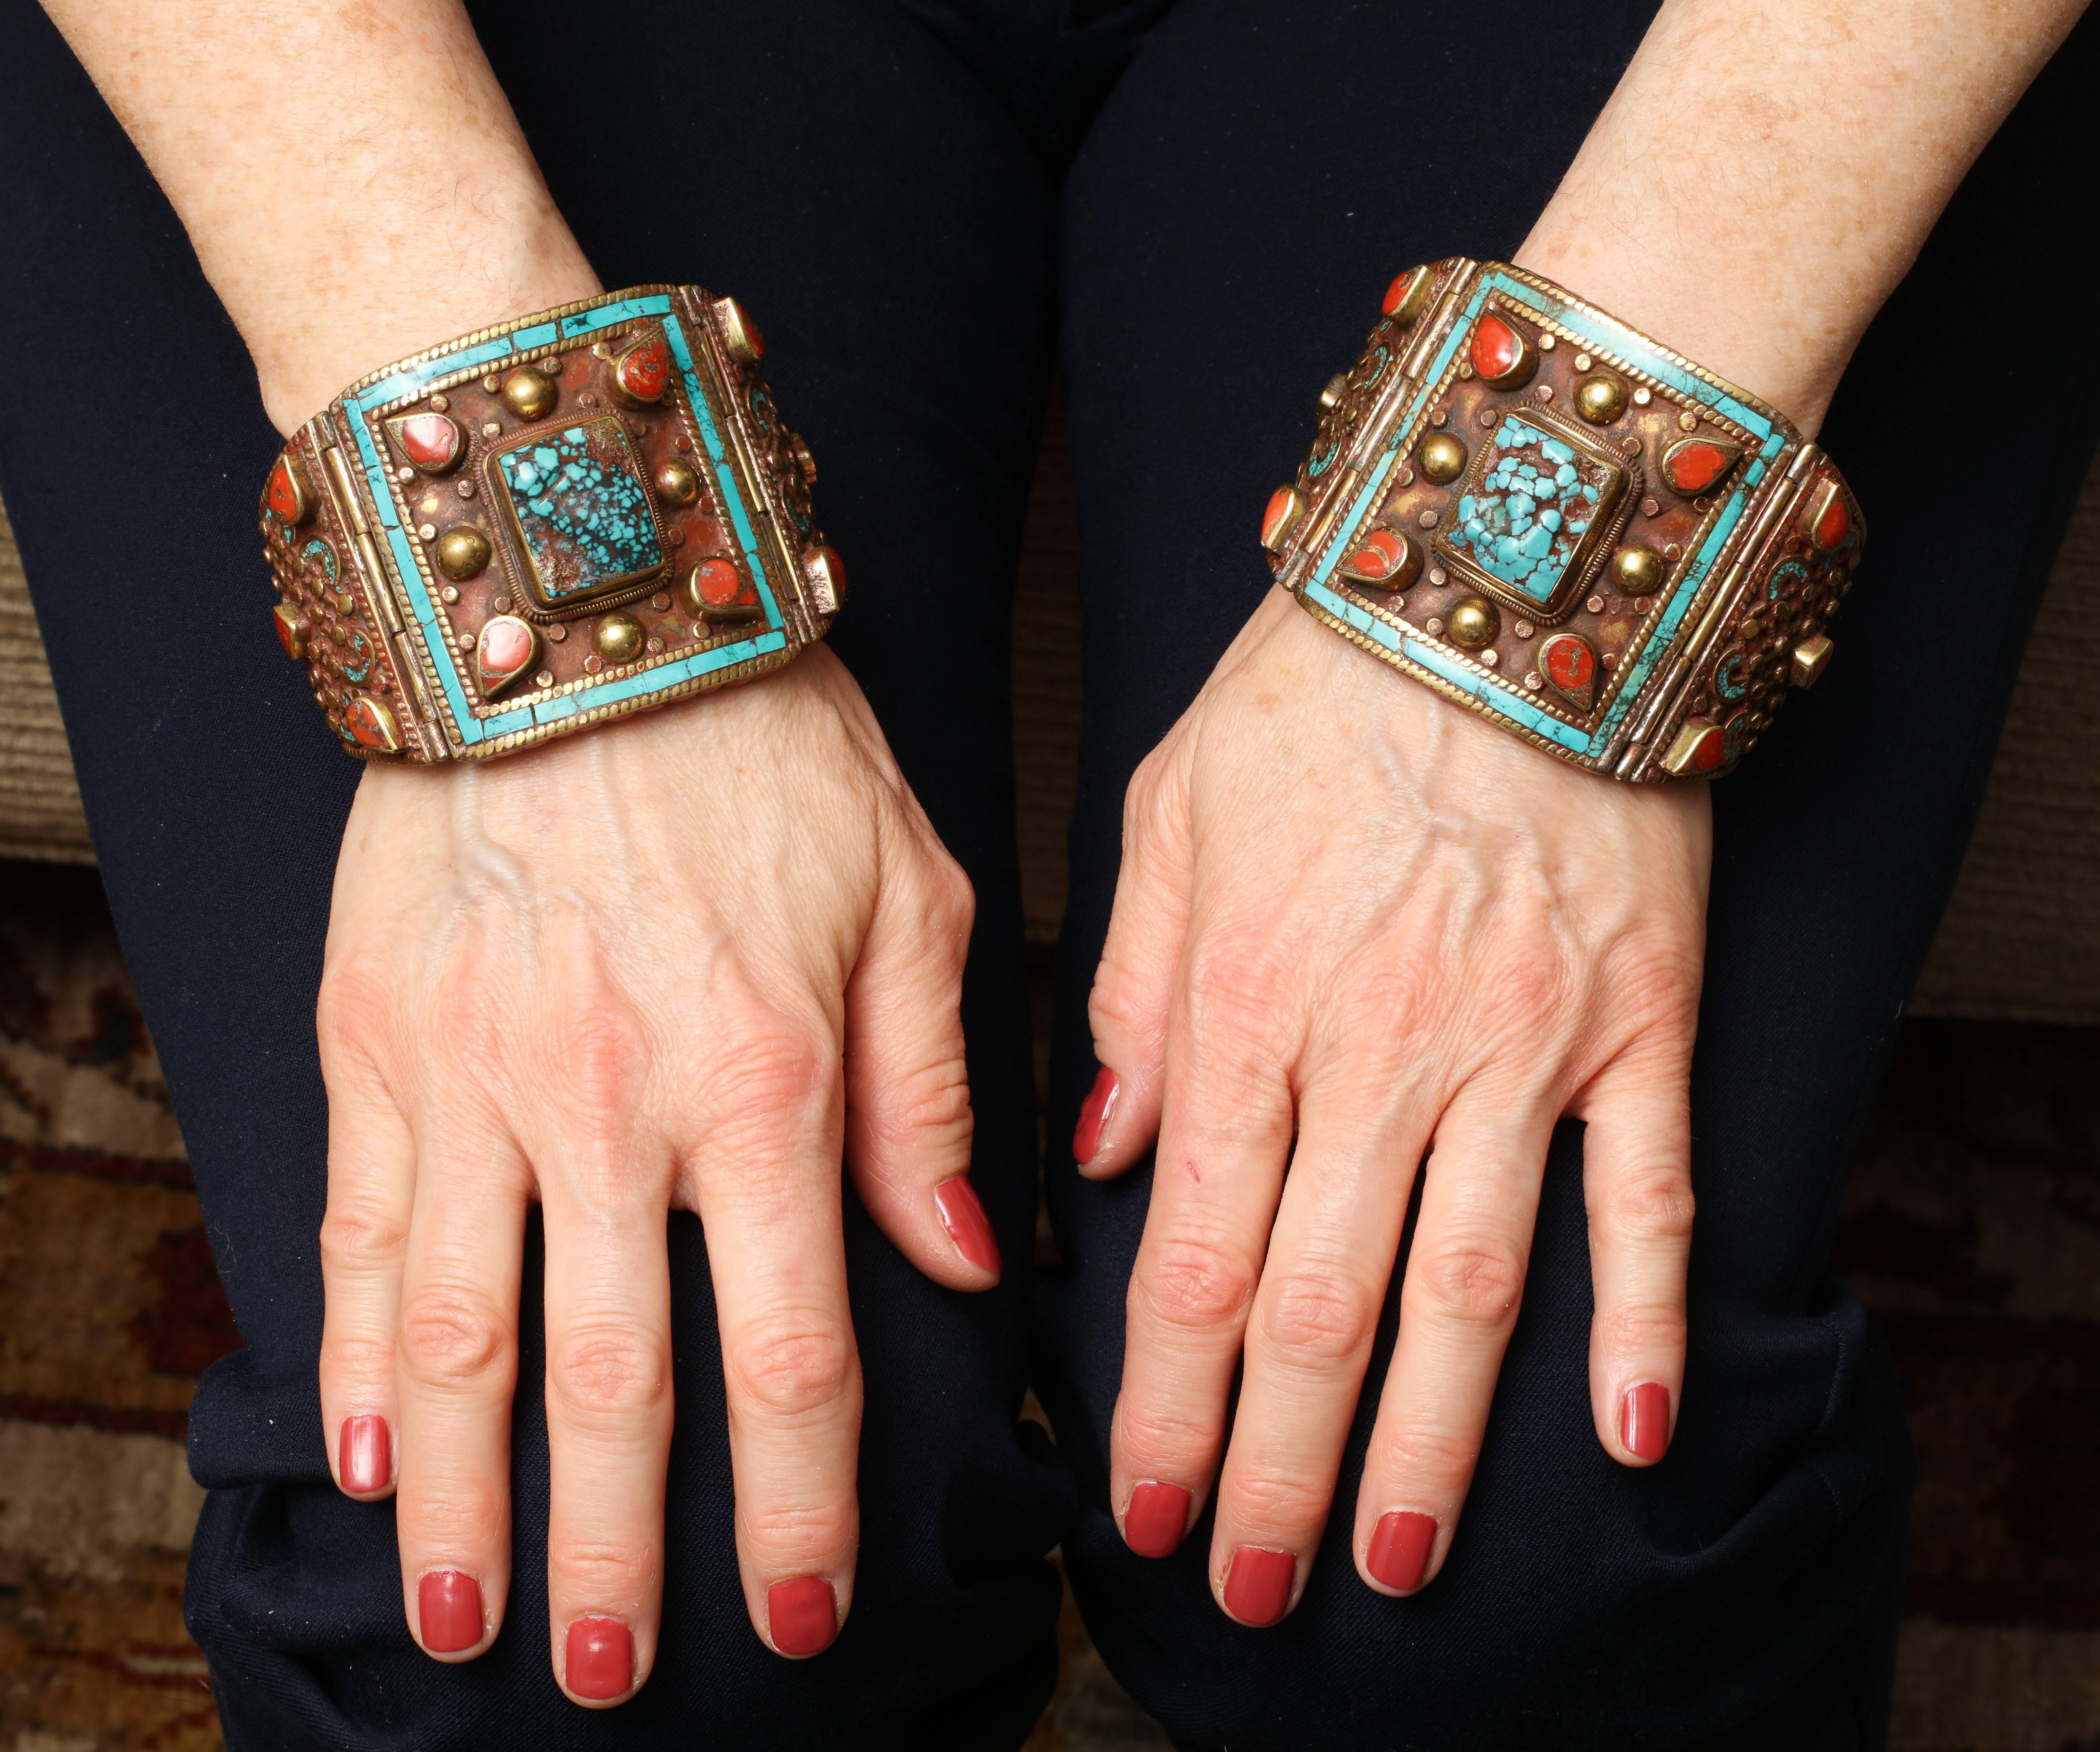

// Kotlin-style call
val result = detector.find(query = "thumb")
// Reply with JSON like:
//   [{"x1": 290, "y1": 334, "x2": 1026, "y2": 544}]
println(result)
[
  {"x1": 1078, "y1": 739, "x2": 1194, "y2": 1180},
  {"x1": 841, "y1": 820, "x2": 995, "y2": 1288}
]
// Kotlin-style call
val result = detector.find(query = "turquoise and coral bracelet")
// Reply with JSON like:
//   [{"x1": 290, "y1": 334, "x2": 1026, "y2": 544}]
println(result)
[
  {"x1": 1265, "y1": 258, "x2": 1861, "y2": 781},
  {"x1": 260, "y1": 285, "x2": 841, "y2": 762}
]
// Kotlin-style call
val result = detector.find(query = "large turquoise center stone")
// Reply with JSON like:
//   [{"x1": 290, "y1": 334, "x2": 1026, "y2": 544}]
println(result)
[
  {"x1": 1443, "y1": 414, "x2": 1622, "y2": 608},
  {"x1": 490, "y1": 417, "x2": 664, "y2": 609}
]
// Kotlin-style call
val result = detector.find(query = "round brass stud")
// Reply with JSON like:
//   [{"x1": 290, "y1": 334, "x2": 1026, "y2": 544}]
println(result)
[
  {"x1": 790, "y1": 433, "x2": 818, "y2": 487},
  {"x1": 655, "y1": 458, "x2": 701, "y2": 506},
  {"x1": 1574, "y1": 373, "x2": 1628, "y2": 425},
  {"x1": 1446, "y1": 595, "x2": 1501, "y2": 649},
  {"x1": 594, "y1": 613, "x2": 645, "y2": 664},
  {"x1": 501, "y1": 367, "x2": 556, "y2": 421},
  {"x1": 1610, "y1": 545, "x2": 1666, "y2": 596},
  {"x1": 436, "y1": 527, "x2": 491, "y2": 581},
  {"x1": 1320, "y1": 372, "x2": 1349, "y2": 412},
  {"x1": 1419, "y1": 433, "x2": 1467, "y2": 484}
]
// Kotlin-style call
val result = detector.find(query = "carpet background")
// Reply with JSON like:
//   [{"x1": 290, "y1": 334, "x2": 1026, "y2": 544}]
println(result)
[{"x1": 3, "y1": 412, "x2": 2098, "y2": 1747}]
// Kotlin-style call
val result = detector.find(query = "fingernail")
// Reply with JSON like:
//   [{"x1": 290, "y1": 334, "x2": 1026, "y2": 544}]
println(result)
[
  {"x1": 1366, "y1": 1511, "x2": 1437, "y2": 1593},
  {"x1": 565, "y1": 1616, "x2": 633, "y2": 1700},
  {"x1": 1623, "y1": 1382, "x2": 1671, "y2": 1460},
  {"x1": 934, "y1": 1174, "x2": 1002, "y2": 1273},
  {"x1": 339, "y1": 1415, "x2": 390, "y2": 1494},
  {"x1": 768, "y1": 1576, "x2": 838, "y2": 1656},
  {"x1": 1124, "y1": 1481, "x2": 1192, "y2": 1558},
  {"x1": 1222, "y1": 1546, "x2": 1295, "y2": 1626},
  {"x1": 1073, "y1": 1066, "x2": 1120, "y2": 1165},
  {"x1": 418, "y1": 1570, "x2": 483, "y2": 1653}
]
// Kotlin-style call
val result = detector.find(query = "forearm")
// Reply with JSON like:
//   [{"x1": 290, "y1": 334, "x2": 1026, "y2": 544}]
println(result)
[
  {"x1": 39, "y1": 0, "x2": 597, "y2": 434},
  {"x1": 1516, "y1": 0, "x2": 2088, "y2": 431}
]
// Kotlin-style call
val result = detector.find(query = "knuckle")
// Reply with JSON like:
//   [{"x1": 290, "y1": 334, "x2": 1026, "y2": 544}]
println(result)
[
  {"x1": 547, "y1": 1323, "x2": 669, "y2": 1427},
  {"x1": 319, "y1": 1203, "x2": 408, "y2": 1277},
  {"x1": 1113, "y1": 1401, "x2": 1219, "y2": 1471},
  {"x1": 397, "y1": 1286, "x2": 513, "y2": 1391},
  {"x1": 1598, "y1": 1299, "x2": 1689, "y2": 1361},
  {"x1": 740, "y1": 1497, "x2": 856, "y2": 1563},
  {"x1": 543, "y1": 995, "x2": 649, "y2": 1124},
  {"x1": 1601, "y1": 1162, "x2": 1696, "y2": 1243},
  {"x1": 1255, "y1": 1270, "x2": 1380, "y2": 1366},
  {"x1": 316, "y1": 956, "x2": 397, "y2": 1067},
  {"x1": 1372, "y1": 1423, "x2": 1479, "y2": 1486},
  {"x1": 318, "y1": 1330, "x2": 394, "y2": 1389},
  {"x1": 1473, "y1": 949, "x2": 1569, "y2": 1039},
  {"x1": 709, "y1": 1015, "x2": 832, "y2": 1141},
  {"x1": 401, "y1": 1477, "x2": 508, "y2": 1551},
  {"x1": 725, "y1": 1320, "x2": 858, "y2": 1425},
  {"x1": 855, "y1": 1055, "x2": 971, "y2": 1169},
  {"x1": 1224, "y1": 1466, "x2": 1323, "y2": 1532},
  {"x1": 1134, "y1": 1234, "x2": 1258, "y2": 1337},
  {"x1": 545, "y1": 1534, "x2": 654, "y2": 1597},
  {"x1": 1406, "y1": 1234, "x2": 1527, "y2": 1332},
  {"x1": 1183, "y1": 929, "x2": 1292, "y2": 1042}
]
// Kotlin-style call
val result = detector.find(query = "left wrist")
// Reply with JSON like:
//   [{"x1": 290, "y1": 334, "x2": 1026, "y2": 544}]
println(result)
[{"x1": 1510, "y1": 227, "x2": 1853, "y2": 438}]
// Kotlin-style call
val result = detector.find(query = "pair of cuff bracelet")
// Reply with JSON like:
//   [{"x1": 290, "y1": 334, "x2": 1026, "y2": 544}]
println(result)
[{"x1": 262, "y1": 270, "x2": 1861, "y2": 781}]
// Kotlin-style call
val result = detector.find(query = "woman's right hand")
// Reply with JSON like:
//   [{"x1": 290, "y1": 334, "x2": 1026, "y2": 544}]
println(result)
[{"x1": 314, "y1": 643, "x2": 994, "y2": 1704}]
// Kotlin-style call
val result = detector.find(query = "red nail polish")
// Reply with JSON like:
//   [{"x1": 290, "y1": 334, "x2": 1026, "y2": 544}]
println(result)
[
  {"x1": 339, "y1": 1415, "x2": 390, "y2": 1495},
  {"x1": 1222, "y1": 1546, "x2": 1295, "y2": 1626},
  {"x1": 1623, "y1": 1382, "x2": 1671, "y2": 1460},
  {"x1": 418, "y1": 1570, "x2": 482, "y2": 1653},
  {"x1": 934, "y1": 1174, "x2": 1002, "y2": 1273},
  {"x1": 1073, "y1": 1067, "x2": 1120, "y2": 1165},
  {"x1": 1124, "y1": 1481, "x2": 1192, "y2": 1558},
  {"x1": 768, "y1": 1576, "x2": 838, "y2": 1656},
  {"x1": 565, "y1": 1616, "x2": 632, "y2": 1700},
  {"x1": 1366, "y1": 1511, "x2": 1436, "y2": 1592}
]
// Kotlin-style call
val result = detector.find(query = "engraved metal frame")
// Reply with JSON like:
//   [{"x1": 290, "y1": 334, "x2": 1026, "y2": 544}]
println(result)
[{"x1": 1268, "y1": 259, "x2": 1863, "y2": 782}]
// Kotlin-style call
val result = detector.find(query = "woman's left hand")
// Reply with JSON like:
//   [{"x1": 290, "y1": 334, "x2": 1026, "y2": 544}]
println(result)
[{"x1": 1077, "y1": 587, "x2": 1710, "y2": 1625}]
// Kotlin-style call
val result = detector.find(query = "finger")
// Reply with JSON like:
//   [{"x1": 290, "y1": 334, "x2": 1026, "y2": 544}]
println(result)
[
  {"x1": 317, "y1": 1033, "x2": 414, "y2": 1503},
  {"x1": 538, "y1": 1142, "x2": 677, "y2": 1705},
  {"x1": 1079, "y1": 741, "x2": 1195, "y2": 1179},
  {"x1": 693, "y1": 1019, "x2": 861, "y2": 1662},
  {"x1": 1354, "y1": 1087, "x2": 1557, "y2": 1598},
  {"x1": 1110, "y1": 949, "x2": 1297, "y2": 1567},
  {"x1": 1207, "y1": 1094, "x2": 1421, "y2": 1626},
  {"x1": 843, "y1": 831, "x2": 993, "y2": 1289},
  {"x1": 1575, "y1": 1048, "x2": 1694, "y2": 1467},
  {"x1": 391, "y1": 1112, "x2": 529, "y2": 1664}
]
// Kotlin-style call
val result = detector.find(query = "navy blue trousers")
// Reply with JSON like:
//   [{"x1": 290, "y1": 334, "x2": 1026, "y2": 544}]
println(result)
[{"x1": 2, "y1": 1, "x2": 2095, "y2": 1745}]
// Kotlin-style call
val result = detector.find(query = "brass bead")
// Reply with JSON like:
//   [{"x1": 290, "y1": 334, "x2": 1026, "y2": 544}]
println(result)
[
  {"x1": 436, "y1": 526, "x2": 491, "y2": 581},
  {"x1": 655, "y1": 458, "x2": 701, "y2": 506},
  {"x1": 1320, "y1": 372, "x2": 1349, "y2": 412},
  {"x1": 1419, "y1": 432, "x2": 1467, "y2": 484},
  {"x1": 593, "y1": 612, "x2": 645, "y2": 663},
  {"x1": 1445, "y1": 595, "x2": 1501, "y2": 648},
  {"x1": 501, "y1": 367, "x2": 556, "y2": 421},
  {"x1": 1574, "y1": 372, "x2": 1628, "y2": 425},
  {"x1": 1791, "y1": 633, "x2": 1834, "y2": 688},
  {"x1": 1610, "y1": 545, "x2": 1665, "y2": 596},
  {"x1": 790, "y1": 433, "x2": 818, "y2": 488}
]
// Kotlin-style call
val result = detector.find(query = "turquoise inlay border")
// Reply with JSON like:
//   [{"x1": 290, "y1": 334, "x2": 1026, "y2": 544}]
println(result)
[
  {"x1": 1306, "y1": 268, "x2": 1797, "y2": 751},
  {"x1": 1303, "y1": 579, "x2": 1593, "y2": 755},
  {"x1": 658, "y1": 318, "x2": 784, "y2": 630},
  {"x1": 561, "y1": 295, "x2": 669, "y2": 339},
  {"x1": 337, "y1": 293, "x2": 794, "y2": 750}
]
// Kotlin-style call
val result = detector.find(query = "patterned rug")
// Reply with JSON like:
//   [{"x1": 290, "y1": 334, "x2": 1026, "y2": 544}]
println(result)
[{"x1": 3, "y1": 856, "x2": 2097, "y2": 1751}]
